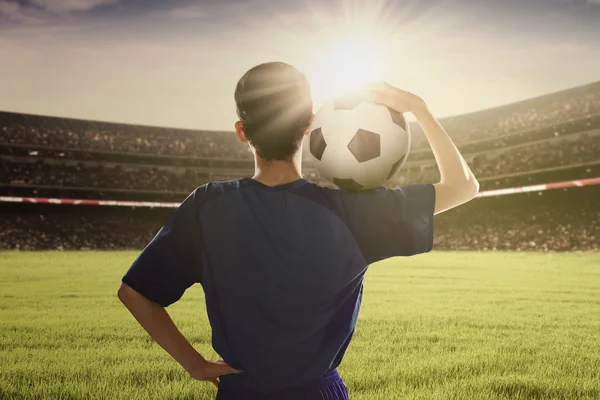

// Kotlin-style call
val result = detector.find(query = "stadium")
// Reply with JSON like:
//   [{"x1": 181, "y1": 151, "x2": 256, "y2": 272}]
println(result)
[
  {"x1": 2, "y1": 0, "x2": 600, "y2": 395},
  {"x1": 2, "y1": 79, "x2": 600, "y2": 399},
  {"x1": 2, "y1": 81, "x2": 599, "y2": 252}
]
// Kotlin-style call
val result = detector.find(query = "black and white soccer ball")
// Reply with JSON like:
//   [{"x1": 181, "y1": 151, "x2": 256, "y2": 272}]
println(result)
[{"x1": 308, "y1": 94, "x2": 411, "y2": 190}]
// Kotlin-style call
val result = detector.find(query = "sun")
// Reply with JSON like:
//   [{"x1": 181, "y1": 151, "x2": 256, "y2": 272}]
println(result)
[{"x1": 307, "y1": 34, "x2": 389, "y2": 107}]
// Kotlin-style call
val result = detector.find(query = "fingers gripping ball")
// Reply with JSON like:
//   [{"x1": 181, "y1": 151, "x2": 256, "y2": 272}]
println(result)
[{"x1": 309, "y1": 93, "x2": 411, "y2": 190}]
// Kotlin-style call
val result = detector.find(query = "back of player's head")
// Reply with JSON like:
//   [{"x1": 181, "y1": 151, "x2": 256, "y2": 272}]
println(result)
[{"x1": 235, "y1": 62, "x2": 313, "y2": 161}]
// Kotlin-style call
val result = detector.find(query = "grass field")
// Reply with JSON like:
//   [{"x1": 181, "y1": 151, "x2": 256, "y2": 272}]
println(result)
[{"x1": 1, "y1": 251, "x2": 600, "y2": 400}]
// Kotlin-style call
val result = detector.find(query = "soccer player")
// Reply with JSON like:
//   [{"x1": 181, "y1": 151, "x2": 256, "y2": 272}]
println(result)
[{"x1": 117, "y1": 62, "x2": 479, "y2": 399}]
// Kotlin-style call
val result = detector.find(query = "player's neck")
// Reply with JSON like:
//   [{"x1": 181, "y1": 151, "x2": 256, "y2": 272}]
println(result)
[{"x1": 252, "y1": 152, "x2": 303, "y2": 187}]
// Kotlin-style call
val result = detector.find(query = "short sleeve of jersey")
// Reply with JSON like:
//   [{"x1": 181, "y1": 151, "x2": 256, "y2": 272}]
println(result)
[
  {"x1": 121, "y1": 188, "x2": 204, "y2": 307},
  {"x1": 334, "y1": 183, "x2": 436, "y2": 264}
]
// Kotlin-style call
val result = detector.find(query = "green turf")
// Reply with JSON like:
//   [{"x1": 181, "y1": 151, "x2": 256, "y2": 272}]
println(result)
[{"x1": 1, "y1": 251, "x2": 600, "y2": 400}]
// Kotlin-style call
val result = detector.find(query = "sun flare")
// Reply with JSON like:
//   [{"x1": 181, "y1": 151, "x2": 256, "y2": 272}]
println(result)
[{"x1": 307, "y1": 34, "x2": 389, "y2": 107}]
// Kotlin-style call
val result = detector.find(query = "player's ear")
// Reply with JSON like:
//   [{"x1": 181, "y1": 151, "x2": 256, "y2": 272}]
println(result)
[
  {"x1": 235, "y1": 121, "x2": 248, "y2": 143},
  {"x1": 304, "y1": 113, "x2": 315, "y2": 136}
]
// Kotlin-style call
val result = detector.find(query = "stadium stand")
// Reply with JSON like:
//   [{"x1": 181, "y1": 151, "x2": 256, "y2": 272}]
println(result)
[
  {"x1": 408, "y1": 80, "x2": 600, "y2": 150},
  {"x1": 1, "y1": 157, "x2": 207, "y2": 193},
  {"x1": 2, "y1": 81, "x2": 599, "y2": 158},
  {"x1": 389, "y1": 130, "x2": 600, "y2": 187},
  {"x1": 2, "y1": 129, "x2": 598, "y2": 192},
  {"x1": 2, "y1": 185, "x2": 597, "y2": 252},
  {"x1": 434, "y1": 185, "x2": 599, "y2": 252},
  {"x1": 0, "y1": 113, "x2": 252, "y2": 159},
  {"x1": 1, "y1": 80, "x2": 599, "y2": 251}
]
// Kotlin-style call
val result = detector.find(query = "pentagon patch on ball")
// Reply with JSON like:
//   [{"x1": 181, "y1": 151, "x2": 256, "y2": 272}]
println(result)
[
  {"x1": 348, "y1": 129, "x2": 380, "y2": 163},
  {"x1": 333, "y1": 177, "x2": 364, "y2": 191},
  {"x1": 386, "y1": 154, "x2": 407, "y2": 180},
  {"x1": 309, "y1": 127, "x2": 327, "y2": 161},
  {"x1": 388, "y1": 108, "x2": 408, "y2": 130}
]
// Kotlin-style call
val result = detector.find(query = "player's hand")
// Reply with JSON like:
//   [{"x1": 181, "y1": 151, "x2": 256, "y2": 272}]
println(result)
[
  {"x1": 361, "y1": 82, "x2": 427, "y2": 116},
  {"x1": 186, "y1": 358, "x2": 243, "y2": 388}
]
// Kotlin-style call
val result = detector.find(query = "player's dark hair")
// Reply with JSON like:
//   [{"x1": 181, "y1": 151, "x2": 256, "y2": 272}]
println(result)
[{"x1": 235, "y1": 62, "x2": 313, "y2": 161}]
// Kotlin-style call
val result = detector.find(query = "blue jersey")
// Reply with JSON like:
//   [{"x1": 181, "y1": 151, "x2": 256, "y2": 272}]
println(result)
[{"x1": 121, "y1": 178, "x2": 435, "y2": 393}]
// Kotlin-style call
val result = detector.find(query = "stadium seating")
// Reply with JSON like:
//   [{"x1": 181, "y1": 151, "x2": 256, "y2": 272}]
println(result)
[
  {"x1": 2, "y1": 185, "x2": 597, "y2": 252},
  {"x1": 2, "y1": 129, "x2": 598, "y2": 192},
  {"x1": 1, "y1": 80, "x2": 599, "y2": 251}
]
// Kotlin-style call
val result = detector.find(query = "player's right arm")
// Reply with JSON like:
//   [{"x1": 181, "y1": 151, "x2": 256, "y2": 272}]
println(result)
[{"x1": 362, "y1": 82, "x2": 480, "y2": 215}]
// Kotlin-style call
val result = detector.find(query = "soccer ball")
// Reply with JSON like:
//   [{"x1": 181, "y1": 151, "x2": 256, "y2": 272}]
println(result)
[{"x1": 308, "y1": 93, "x2": 411, "y2": 190}]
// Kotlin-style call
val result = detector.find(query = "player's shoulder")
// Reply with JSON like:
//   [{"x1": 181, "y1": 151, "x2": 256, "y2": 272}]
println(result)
[
  {"x1": 300, "y1": 182, "x2": 437, "y2": 210},
  {"x1": 305, "y1": 181, "x2": 396, "y2": 198},
  {"x1": 173, "y1": 180, "x2": 244, "y2": 219},
  {"x1": 292, "y1": 181, "x2": 399, "y2": 210},
  {"x1": 191, "y1": 179, "x2": 243, "y2": 203}
]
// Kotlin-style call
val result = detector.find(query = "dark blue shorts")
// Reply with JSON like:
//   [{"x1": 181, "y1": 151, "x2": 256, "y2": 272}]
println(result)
[{"x1": 215, "y1": 369, "x2": 349, "y2": 400}]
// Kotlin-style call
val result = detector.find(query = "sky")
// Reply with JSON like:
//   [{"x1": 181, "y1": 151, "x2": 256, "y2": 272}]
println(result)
[{"x1": 1, "y1": 0, "x2": 600, "y2": 131}]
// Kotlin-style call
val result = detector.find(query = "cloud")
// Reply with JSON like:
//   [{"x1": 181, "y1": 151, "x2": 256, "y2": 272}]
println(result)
[
  {"x1": 167, "y1": 4, "x2": 208, "y2": 20},
  {"x1": 0, "y1": 0, "x2": 118, "y2": 24},
  {"x1": 0, "y1": 1, "x2": 43, "y2": 24},
  {"x1": 30, "y1": 0, "x2": 119, "y2": 13}
]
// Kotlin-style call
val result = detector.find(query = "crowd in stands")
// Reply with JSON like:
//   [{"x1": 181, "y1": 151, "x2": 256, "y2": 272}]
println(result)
[
  {"x1": 2, "y1": 186, "x2": 597, "y2": 252},
  {"x1": 391, "y1": 130, "x2": 600, "y2": 186},
  {"x1": 2, "y1": 81, "x2": 599, "y2": 160},
  {"x1": 433, "y1": 187, "x2": 599, "y2": 252},
  {"x1": 409, "y1": 81, "x2": 600, "y2": 150},
  {"x1": 0, "y1": 205, "x2": 160, "y2": 250},
  {"x1": 470, "y1": 131, "x2": 600, "y2": 177},
  {"x1": 435, "y1": 209, "x2": 599, "y2": 252},
  {"x1": 1, "y1": 158, "x2": 207, "y2": 193},
  {"x1": 408, "y1": 113, "x2": 600, "y2": 161},
  {"x1": 2, "y1": 81, "x2": 599, "y2": 252},
  {"x1": 0, "y1": 113, "x2": 253, "y2": 160},
  {"x1": 2, "y1": 130, "x2": 598, "y2": 194}
]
